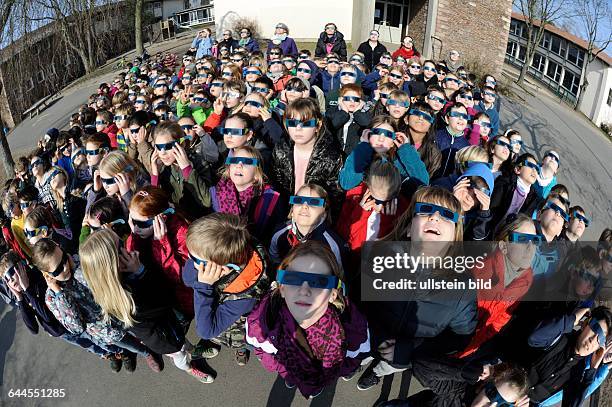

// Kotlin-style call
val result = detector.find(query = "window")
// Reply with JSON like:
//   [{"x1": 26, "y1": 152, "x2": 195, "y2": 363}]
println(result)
[
  {"x1": 546, "y1": 60, "x2": 561, "y2": 82},
  {"x1": 36, "y1": 70, "x2": 45, "y2": 83},
  {"x1": 26, "y1": 77, "x2": 34, "y2": 92},
  {"x1": 531, "y1": 53, "x2": 546, "y2": 72},
  {"x1": 567, "y1": 45, "x2": 585, "y2": 67},
  {"x1": 184, "y1": 0, "x2": 191, "y2": 9},
  {"x1": 607, "y1": 89, "x2": 612, "y2": 106},
  {"x1": 540, "y1": 33, "x2": 551, "y2": 49},
  {"x1": 506, "y1": 41, "x2": 517, "y2": 57},
  {"x1": 562, "y1": 70, "x2": 580, "y2": 95},
  {"x1": 510, "y1": 20, "x2": 520, "y2": 36},
  {"x1": 518, "y1": 45, "x2": 527, "y2": 62},
  {"x1": 550, "y1": 36, "x2": 562, "y2": 55}
]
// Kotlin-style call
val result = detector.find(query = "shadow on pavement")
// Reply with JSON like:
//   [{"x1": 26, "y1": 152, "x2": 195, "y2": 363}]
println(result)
[
  {"x1": 265, "y1": 374, "x2": 339, "y2": 406},
  {"x1": 0, "y1": 305, "x2": 17, "y2": 386}
]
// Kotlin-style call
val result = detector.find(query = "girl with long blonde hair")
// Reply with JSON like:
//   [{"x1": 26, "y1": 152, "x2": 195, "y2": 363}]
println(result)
[{"x1": 80, "y1": 229, "x2": 214, "y2": 383}]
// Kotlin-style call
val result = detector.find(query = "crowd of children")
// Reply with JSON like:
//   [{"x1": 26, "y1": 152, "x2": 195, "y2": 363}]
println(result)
[{"x1": 1, "y1": 20, "x2": 611, "y2": 406}]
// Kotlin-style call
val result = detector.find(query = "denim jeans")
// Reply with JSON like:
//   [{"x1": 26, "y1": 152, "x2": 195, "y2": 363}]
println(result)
[
  {"x1": 114, "y1": 334, "x2": 152, "y2": 357},
  {"x1": 62, "y1": 332, "x2": 111, "y2": 357}
]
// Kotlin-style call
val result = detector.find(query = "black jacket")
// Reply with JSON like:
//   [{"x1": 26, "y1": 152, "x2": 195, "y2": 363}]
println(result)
[
  {"x1": 122, "y1": 267, "x2": 186, "y2": 355},
  {"x1": 11, "y1": 267, "x2": 66, "y2": 337},
  {"x1": 525, "y1": 313, "x2": 591, "y2": 404},
  {"x1": 357, "y1": 41, "x2": 388, "y2": 71},
  {"x1": 325, "y1": 107, "x2": 372, "y2": 155},
  {"x1": 409, "y1": 74, "x2": 439, "y2": 97},
  {"x1": 271, "y1": 130, "x2": 345, "y2": 217},
  {"x1": 269, "y1": 220, "x2": 349, "y2": 269},
  {"x1": 488, "y1": 173, "x2": 539, "y2": 232},
  {"x1": 218, "y1": 38, "x2": 239, "y2": 54},
  {"x1": 365, "y1": 271, "x2": 477, "y2": 367},
  {"x1": 315, "y1": 31, "x2": 347, "y2": 61}
]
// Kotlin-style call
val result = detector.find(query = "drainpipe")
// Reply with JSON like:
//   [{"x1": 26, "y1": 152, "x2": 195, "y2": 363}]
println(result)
[{"x1": 423, "y1": 0, "x2": 439, "y2": 59}]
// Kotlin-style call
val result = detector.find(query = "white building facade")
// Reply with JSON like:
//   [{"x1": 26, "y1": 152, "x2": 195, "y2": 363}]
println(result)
[{"x1": 506, "y1": 13, "x2": 612, "y2": 127}]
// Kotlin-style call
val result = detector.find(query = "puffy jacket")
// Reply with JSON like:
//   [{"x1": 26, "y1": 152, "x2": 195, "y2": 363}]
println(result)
[
  {"x1": 458, "y1": 249, "x2": 533, "y2": 357},
  {"x1": 339, "y1": 141, "x2": 429, "y2": 191},
  {"x1": 318, "y1": 70, "x2": 341, "y2": 94},
  {"x1": 337, "y1": 183, "x2": 409, "y2": 253},
  {"x1": 266, "y1": 37, "x2": 298, "y2": 58},
  {"x1": 126, "y1": 214, "x2": 194, "y2": 319},
  {"x1": 246, "y1": 292, "x2": 370, "y2": 398},
  {"x1": 315, "y1": 31, "x2": 348, "y2": 61},
  {"x1": 392, "y1": 46, "x2": 420, "y2": 61},
  {"x1": 241, "y1": 38, "x2": 260, "y2": 53},
  {"x1": 325, "y1": 107, "x2": 372, "y2": 155},
  {"x1": 271, "y1": 129, "x2": 345, "y2": 216},
  {"x1": 365, "y1": 272, "x2": 477, "y2": 367},
  {"x1": 183, "y1": 241, "x2": 271, "y2": 349}
]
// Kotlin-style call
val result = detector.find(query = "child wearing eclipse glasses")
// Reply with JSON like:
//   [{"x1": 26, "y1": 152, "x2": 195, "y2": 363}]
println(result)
[
  {"x1": 357, "y1": 186, "x2": 477, "y2": 392},
  {"x1": 339, "y1": 114, "x2": 429, "y2": 191},
  {"x1": 183, "y1": 213, "x2": 271, "y2": 367},
  {"x1": 126, "y1": 186, "x2": 194, "y2": 320},
  {"x1": 210, "y1": 146, "x2": 282, "y2": 242},
  {"x1": 246, "y1": 241, "x2": 369, "y2": 399},
  {"x1": 150, "y1": 122, "x2": 212, "y2": 219}
]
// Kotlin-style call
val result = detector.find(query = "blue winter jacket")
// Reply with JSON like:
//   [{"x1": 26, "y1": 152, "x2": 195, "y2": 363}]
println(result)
[
  {"x1": 339, "y1": 141, "x2": 429, "y2": 190},
  {"x1": 182, "y1": 259, "x2": 256, "y2": 340},
  {"x1": 318, "y1": 70, "x2": 341, "y2": 94}
]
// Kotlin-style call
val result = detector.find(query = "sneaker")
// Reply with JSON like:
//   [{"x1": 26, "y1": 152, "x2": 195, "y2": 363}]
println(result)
[
  {"x1": 357, "y1": 365, "x2": 380, "y2": 391},
  {"x1": 191, "y1": 339, "x2": 220, "y2": 359},
  {"x1": 187, "y1": 363, "x2": 215, "y2": 384},
  {"x1": 285, "y1": 380, "x2": 296, "y2": 389},
  {"x1": 235, "y1": 349, "x2": 250, "y2": 366},
  {"x1": 308, "y1": 388, "x2": 324, "y2": 399},
  {"x1": 108, "y1": 354, "x2": 122, "y2": 373},
  {"x1": 145, "y1": 353, "x2": 164, "y2": 373},
  {"x1": 342, "y1": 366, "x2": 361, "y2": 381},
  {"x1": 121, "y1": 351, "x2": 137, "y2": 373}
]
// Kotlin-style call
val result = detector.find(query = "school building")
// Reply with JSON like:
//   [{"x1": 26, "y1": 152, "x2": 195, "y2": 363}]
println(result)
[
  {"x1": 212, "y1": 0, "x2": 514, "y2": 74},
  {"x1": 505, "y1": 12, "x2": 612, "y2": 127}
]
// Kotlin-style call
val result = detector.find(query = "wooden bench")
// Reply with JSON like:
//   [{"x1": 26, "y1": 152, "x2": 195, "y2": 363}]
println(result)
[{"x1": 22, "y1": 94, "x2": 55, "y2": 120}]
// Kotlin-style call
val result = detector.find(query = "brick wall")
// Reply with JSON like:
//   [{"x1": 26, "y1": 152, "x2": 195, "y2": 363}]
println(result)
[
  {"x1": 433, "y1": 0, "x2": 512, "y2": 75},
  {"x1": 407, "y1": 0, "x2": 429, "y2": 54}
]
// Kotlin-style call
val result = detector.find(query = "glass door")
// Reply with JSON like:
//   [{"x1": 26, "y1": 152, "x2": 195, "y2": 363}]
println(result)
[{"x1": 374, "y1": 0, "x2": 407, "y2": 43}]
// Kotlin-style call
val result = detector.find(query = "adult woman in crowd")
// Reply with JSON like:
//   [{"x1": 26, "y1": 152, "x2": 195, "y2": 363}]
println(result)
[
  {"x1": 314, "y1": 23, "x2": 347, "y2": 61},
  {"x1": 266, "y1": 23, "x2": 298, "y2": 58}
]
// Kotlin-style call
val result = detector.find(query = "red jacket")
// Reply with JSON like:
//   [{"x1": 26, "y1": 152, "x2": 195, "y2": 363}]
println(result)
[
  {"x1": 458, "y1": 249, "x2": 533, "y2": 357},
  {"x1": 1, "y1": 224, "x2": 28, "y2": 260},
  {"x1": 336, "y1": 183, "x2": 409, "y2": 252},
  {"x1": 102, "y1": 123, "x2": 119, "y2": 149},
  {"x1": 203, "y1": 110, "x2": 226, "y2": 134},
  {"x1": 392, "y1": 46, "x2": 420, "y2": 61},
  {"x1": 126, "y1": 214, "x2": 194, "y2": 318}
]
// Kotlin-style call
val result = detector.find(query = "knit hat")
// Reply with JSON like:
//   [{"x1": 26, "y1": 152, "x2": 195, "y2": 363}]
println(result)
[
  {"x1": 275, "y1": 23, "x2": 289, "y2": 34},
  {"x1": 299, "y1": 60, "x2": 319, "y2": 85},
  {"x1": 458, "y1": 162, "x2": 494, "y2": 195}
]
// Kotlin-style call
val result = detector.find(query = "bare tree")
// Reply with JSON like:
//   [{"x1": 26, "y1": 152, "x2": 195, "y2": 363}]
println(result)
[
  {"x1": 573, "y1": 0, "x2": 611, "y2": 111},
  {"x1": 135, "y1": 0, "x2": 144, "y2": 56},
  {"x1": 514, "y1": 0, "x2": 569, "y2": 86},
  {"x1": 0, "y1": 0, "x2": 17, "y2": 177}
]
